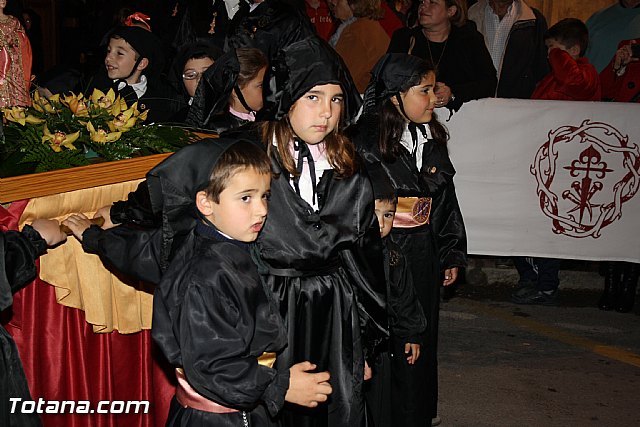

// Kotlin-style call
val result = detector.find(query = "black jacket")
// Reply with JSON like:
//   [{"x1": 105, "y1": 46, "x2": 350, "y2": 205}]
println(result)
[
  {"x1": 388, "y1": 21, "x2": 497, "y2": 110},
  {"x1": 469, "y1": 0, "x2": 549, "y2": 99}
]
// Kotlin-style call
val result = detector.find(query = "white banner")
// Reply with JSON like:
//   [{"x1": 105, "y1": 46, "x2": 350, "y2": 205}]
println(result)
[{"x1": 446, "y1": 98, "x2": 640, "y2": 262}]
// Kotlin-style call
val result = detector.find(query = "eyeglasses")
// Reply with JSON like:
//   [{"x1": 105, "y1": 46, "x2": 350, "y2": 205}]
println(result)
[{"x1": 182, "y1": 69, "x2": 205, "y2": 80}]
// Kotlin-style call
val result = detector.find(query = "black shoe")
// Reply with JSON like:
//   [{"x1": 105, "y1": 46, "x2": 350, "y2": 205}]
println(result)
[
  {"x1": 511, "y1": 281, "x2": 537, "y2": 301},
  {"x1": 512, "y1": 289, "x2": 558, "y2": 306}
]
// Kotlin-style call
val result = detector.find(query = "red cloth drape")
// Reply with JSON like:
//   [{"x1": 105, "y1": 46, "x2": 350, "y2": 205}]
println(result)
[{"x1": 1, "y1": 201, "x2": 175, "y2": 426}]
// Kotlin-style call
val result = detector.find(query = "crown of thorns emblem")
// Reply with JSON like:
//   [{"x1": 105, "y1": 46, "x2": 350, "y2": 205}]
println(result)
[{"x1": 531, "y1": 120, "x2": 640, "y2": 238}]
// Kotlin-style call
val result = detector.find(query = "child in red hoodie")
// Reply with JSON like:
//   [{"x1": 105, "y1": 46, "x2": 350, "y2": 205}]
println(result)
[{"x1": 532, "y1": 18, "x2": 601, "y2": 101}]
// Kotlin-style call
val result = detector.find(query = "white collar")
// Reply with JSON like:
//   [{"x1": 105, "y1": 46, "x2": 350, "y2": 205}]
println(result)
[{"x1": 116, "y1": 75, "x2": 148, "y2": 99}]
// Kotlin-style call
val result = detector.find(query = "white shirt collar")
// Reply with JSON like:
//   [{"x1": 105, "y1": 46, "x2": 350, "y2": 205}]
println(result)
[
  {"x1": 399, "y1": 123, "x2": 432, "y2": 170},
  {"x1": 116, "y1": 74, "x2": 148, "y2": 100}
]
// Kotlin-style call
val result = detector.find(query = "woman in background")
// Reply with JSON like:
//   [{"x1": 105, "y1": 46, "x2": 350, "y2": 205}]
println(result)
[{"x1": 387, "y1": 0, "x2": 496, "y2": 111}]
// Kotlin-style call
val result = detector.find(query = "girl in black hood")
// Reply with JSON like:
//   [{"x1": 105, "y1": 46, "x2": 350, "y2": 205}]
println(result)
[
  {"x1": 184, "y1": 47, "x2": 267, "y2": 132},
  {"x1": 350, "y1": 53, "x2": 467, "y2": 425}
]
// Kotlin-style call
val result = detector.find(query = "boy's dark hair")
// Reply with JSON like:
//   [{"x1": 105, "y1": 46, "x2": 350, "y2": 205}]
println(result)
[
  {"x1": 107, "y1": 26, "x2": 165, "y2": 76},
  {"x1": 544, "y1": 18, "x2": 589, "y2": 57},
  {"x1": 205, "y1": 141, "x2": 271, "y2": 203},
  {"x1": 375, "y1": 196, "x2": 398, "y2": 206},
  {"x1": 236, "y1": 48, "x2": 268, "y2": 88}
]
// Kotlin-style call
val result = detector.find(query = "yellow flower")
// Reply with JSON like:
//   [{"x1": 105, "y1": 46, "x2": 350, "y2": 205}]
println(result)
[
  {"x1": 108, "y1": 109, "x2": 137, "y2": 132},
  {"x1": 109, "y1": 95, "x2": 129, "y2": 116},
  {"x1": 32, "y1": 91, "x2": 56, "y2": 114},
  {"x1": 42, "y1": 124, "x2": 80, "y2": 152},
  {"x1": 63, "y1": 93, "x2": 89, "y2": 117},
  {"x1": 129, "y1": 101, "x2": 149, "y2": 122},
  {"x1": 3, "y1": 107, "x2": 45, "y2": 125},
  {"x1": 90, "y1": 88, "x2": 116, "y2": 109},
  {"x1": 87, "y1": 121, "x2": 121, "y2": 143}
]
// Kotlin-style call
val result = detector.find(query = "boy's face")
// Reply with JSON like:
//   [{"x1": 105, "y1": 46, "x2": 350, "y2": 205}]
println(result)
[
  {"x1": 545, "y1": 38, "x2": 579, "y2": 60},
  {"x1": 374, "y1": 199, "x2": 396, "y2": 239},
  {"x1": 205, "y1": 168, "x2": 270, "y2": 242},
  {"x1": 105, "y1": 37, "x2": 143, "y2": 83}
]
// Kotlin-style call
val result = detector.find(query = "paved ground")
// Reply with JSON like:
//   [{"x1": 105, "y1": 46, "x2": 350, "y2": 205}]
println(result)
[{"x1": 437, "y1": 263, "x2": 640, "y2": 426}]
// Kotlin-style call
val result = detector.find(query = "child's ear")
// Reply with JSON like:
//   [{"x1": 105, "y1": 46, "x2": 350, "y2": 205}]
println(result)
[
  {"x1": 391, "y1": 95, "x2": 400, "y2": 107},
  {"x1": 137, "y1": 57, "x2": 149, "y2": 71},
  {"x1": 195, "y1": 190, "x2": 214, "y2": 216}
]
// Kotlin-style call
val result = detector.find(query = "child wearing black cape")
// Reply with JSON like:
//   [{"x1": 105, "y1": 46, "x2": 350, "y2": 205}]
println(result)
[{"x1": 64, "y1": 139, "x2": 331, "y2": 426}]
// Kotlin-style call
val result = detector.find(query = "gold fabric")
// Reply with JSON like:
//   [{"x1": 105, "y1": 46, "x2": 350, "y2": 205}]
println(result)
[
  {"x1": 257, "y1": 352, "x2": 276, "y2": 369},
  {"x1": 18, "y1": 179, "x2": 152, "y2": 334}
]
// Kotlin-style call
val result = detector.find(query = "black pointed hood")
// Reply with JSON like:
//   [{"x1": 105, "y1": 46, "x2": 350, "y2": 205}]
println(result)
[
  {"x1": 362, "y1": 53, "x2": 430, "y2": 114},
  {"x1": 186, "y1": 50, "x2": 240, "y2": 128},
  {"x1": 262, "y1": 37, "x2": 362, "y2": 126},
  {"x1": 146, "y1": 137, "x2": 244, "y2": 269}
]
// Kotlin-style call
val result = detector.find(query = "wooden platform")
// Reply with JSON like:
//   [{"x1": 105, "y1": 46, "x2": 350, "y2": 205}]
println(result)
[{"x1": 0, "y1": 153, "x2": 171, "y2": 203}]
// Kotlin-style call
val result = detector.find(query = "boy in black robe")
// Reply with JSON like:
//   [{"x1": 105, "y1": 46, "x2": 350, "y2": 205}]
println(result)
[
  {"x1": 63, "y1": 139, "x2": 332, "y2": 426},
  {"x1": 88, "y1": 26, "x2": 180, "y2": 123},
  {"x1": 365, "y1": 163, "x2": 427, "y2": 427}
]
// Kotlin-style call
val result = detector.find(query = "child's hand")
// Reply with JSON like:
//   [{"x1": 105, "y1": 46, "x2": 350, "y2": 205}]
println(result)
[
  {"x1": 62, "y1": 214, "x2": 93, "y2": 241},
  {"x1": 615, "y1": 45, "x2": 633, "y2": 70},
  {"x1": 30, "y1": 219, "x2": 66, "y2": 246},
  {"x1": 443, "y1": 267, "x2": 458, "y2": 286},
  {"x1": 286, "y1": 361, "x2": 332, "y2": 408},
  {"x1": 364, "y1": 360, "x2": 372, "y2": 381},
  {"x1": 93, "y1": 206, "x2": 116, "y2": 229},
  {"x1": 404, "y1": 343, "x2": 421, "y2": 365}
]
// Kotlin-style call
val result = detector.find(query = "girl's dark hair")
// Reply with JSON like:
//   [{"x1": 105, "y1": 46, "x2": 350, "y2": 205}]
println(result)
[
  {"x1": 236, "y1": 48, "x2": 268, "y2": 88},
  {"x1": 205, "y1": 141, "x2": 271, "y2": 203},
  {"x1": 378, "y1": 68, "x2": 448, "y2": 162},
  {"x1": 260, "y1": 118, "x2": 358, "y2": 179}
]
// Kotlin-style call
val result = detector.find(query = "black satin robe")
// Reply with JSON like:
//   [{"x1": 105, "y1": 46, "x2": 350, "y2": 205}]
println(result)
[
  {"x1": 251, "y1": 148, "x2": 387, "y2": 427},
  {"x1": 83, "y1": 127, "x2": 387, "y2": 426},
  {"x1": 152, "y1": 224, "x2": 289, "y2": 427},
  {"x1": 350, "y1": 113, "x2": 467, "y2": 423},
  {"x1": 366, "y1": 238, "x2": 427, "y2": 427},
  {"x1": 0, "y1": 226, "x2": 44, "y2": 427}
]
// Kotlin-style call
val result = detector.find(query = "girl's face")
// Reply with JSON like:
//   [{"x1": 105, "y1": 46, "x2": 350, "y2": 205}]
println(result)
[
  {"x1": 234, "y1": 66, "x2": 266, "y2": 113},
  {"x1": 395, "y1": 72, "x2": 437, "y2": 124},
  {"x1": 288, "y1": 83, "x2": 343, "y2": 145},
  {"x1": 182, "y1": 57, "x2": 215, "y2": 98}
]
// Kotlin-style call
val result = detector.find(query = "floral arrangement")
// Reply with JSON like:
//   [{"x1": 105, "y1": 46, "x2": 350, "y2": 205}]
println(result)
[{"x1": 0, "y1": 89, "x2": 193, "y2": 176}]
